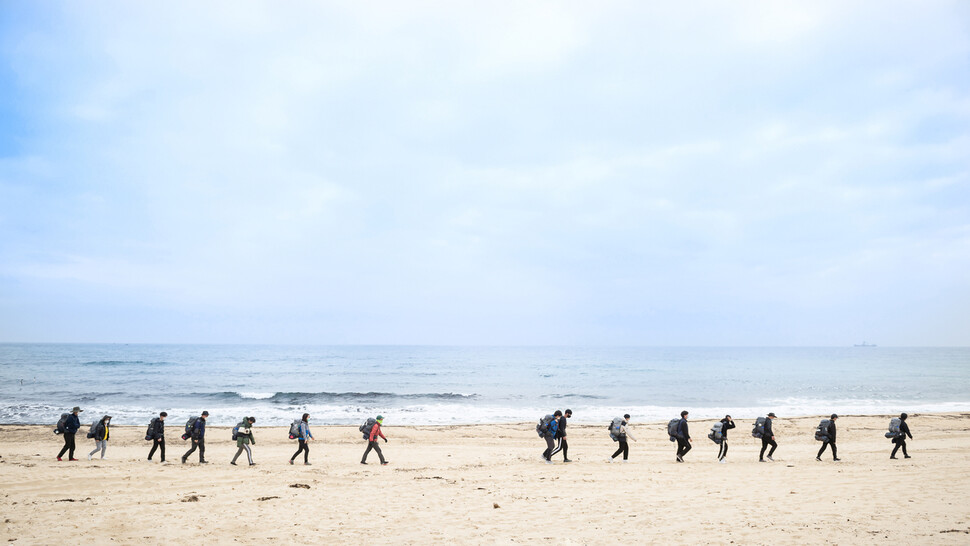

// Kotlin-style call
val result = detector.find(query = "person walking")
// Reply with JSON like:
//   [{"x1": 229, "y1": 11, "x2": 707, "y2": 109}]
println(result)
[
  {"x1": 717, "y1": 415, "x2": 736, "y2": 463},
  {"x1": 675, "y1": 411, "x2": 692, "y2": 462},
  {"x1": 891, "y1": 413, "x2": 913, "y2": 459},
  {"x1": 57, "y1": 406, "x2": 83, "y2": 461},
  {"x1": 541, "y1": 411, "x2": 563, "y2": 463},
  {"x1": 182, "y1": 411, "x2": 209, "y2": 464},
  {"x1": 816, "y1": 414, "x2": 840, "y2": 461},
  {"x1": 87, "y1": 415, "x2": 111, "y2": 460},
  {"x1": 231, "y1": 417, "x2": 256, "y2": 466},
  {"x1": 361, "y1": 415, "x2": 388, "y2": 465},
  {"x1": 760, "y1": 412, "x2": 778, "y2": 462},
  {"x1": 147, "y1": 412, "x2": 167, "y2": 463},
  {"x1": 609, "y1": 414, "x2": 636, "y2": 462},
  {"x1": 550, "y1": 409, "x2": 572, "y2": 462},
  {"x1": 290, "y1": 413, "x2": 314, "y2": 465}
]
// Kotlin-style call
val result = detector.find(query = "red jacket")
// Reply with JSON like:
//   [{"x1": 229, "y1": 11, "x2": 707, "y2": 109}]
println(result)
[{"x1": 369, "y1": 422, "x2": 386, "y2": 442}]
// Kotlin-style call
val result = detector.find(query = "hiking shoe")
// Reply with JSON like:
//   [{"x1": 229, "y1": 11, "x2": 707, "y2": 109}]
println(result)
[
  {"x1": 890, "y1": 456, "x2": 897, "y2": 459},
  {"x1": 230, "y1": 462, "x2": 237, "y2": 466},
  {"x1": 360, "y1": 462, "x2": 368, "y2": 465},
  {"x1": 545, "y1": 460, "x2": 553, "y2": 464},
  {"x1": 289, "y1": 459, "x2": 294, "y2": 465},
  {"x1": 676, "y1": 456, "x2": 683, "y2": 463},
  {"x1": 904, "y1": 455, "x2": 911, "y2": 459},
  {"x1": 304, "y1": 462, "x2": 312, "y2": 465},
  {"x1": 563, "y1": 459, "x2": 572, "y2": 463},
  {"x1": 381, "y1": 462, "x2": 389, "y2": 466},
  {"x1": 57, "y1": 457, "x2": 62, "y2": 461},
  {"x1": 69, "y1": 458, "x2": 79, "y2": 461},
  {"x1": 181, "y1": 457, "x2": 187, "y2": 464},
  {"x1": 833, "y1": 458, "x2": 841, "y2": 461},
  {"x1": 249, "y1": 463, "x2": 256, "y2": 466},
  {"x1": 200, "y1": 460, "x2": 209, "y2": 464},
  {"x1": 767, "y1": 456, "x2": 774, "y2": 462},
  {"x1": 815, "y1": 457, "x2": 821, "y2": 461},
  {"x1": 88, "y1": 455, "x2": 93, "y2": 461},
  {"x1": 719, "y1": 459, "x2": 727, "y2": 464}
]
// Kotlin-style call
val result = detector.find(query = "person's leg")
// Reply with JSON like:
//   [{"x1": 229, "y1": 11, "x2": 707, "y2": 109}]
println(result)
[
  {"x1": 900, "y1": 440, "x2": 909, "y2": 457},
  {"x1": 767, "y1": 439, "x2": 777, "y2": 458},
  {"x1": 291, "y1": 441, "x2": 304, "y2": 462},
  {"x1": 303, "y1": 440, "x2": 310, "y2": 463},
  {"x1": 183, "y1": 440, "x2": 197, "y2": 462},
  {"x1": 198, "y1": 439, "x2": 206, "y2": 462},
  {"x1": 543, "y1": 436, "x2": 555, "y2": 460},
  {"x1": 159, "y1": 439, "x2": 165, "y2": 462},
  {"x1": 89, "y1": 441, "x2": 100, "y2": 459},
  {"x1": 816, "y1": 442, "x2": 827, "y2": 459},
  {"x1": 760, "y1": 439, "x2": 768, "y2": 460},
  {"x1": 622, "y1": 440, "x2": 629, "y2": 460},
  {"x1": 68, "y1": 433, "x2": 76, "y2": 459},
  {"x1": 372, "y1": 442, "x2": 385, "y2": 464},
  {"x1": 232, "y1": 446, "x2": 243, "y2": 463},
  {"x1": 58, "y1": 435, "x2": 70, "y2": 459},
  {"x1": 611, "y1": 443, "x2": 624, "y2": 459},
  {"x1": 719, "y1": 441, "x2": 727, "y2": 460},
  {"x1": 831, "y1": 442, "x2": 838, "y2": 460},
  {"x1": 149, "y1": 439, "x2": 158, "y2": 460},
  {"x1": 561, "y1": 438, "x2": 569, "y2": 461},
  {"x1": 245, "y1": 444, "x2": 253, "y2": 465},
  {"x1": 891, "y1": 440, "x2": 901, "y2": 458},
  {"x1": 550, "y1": 437, "x2": 563, "y2": 457},
  {"x1": 362, "y1": 442, "x2": 374, "y2": 463},
  {"x1": 100, "y1": 440, "x2": 107, "y2": 458}
]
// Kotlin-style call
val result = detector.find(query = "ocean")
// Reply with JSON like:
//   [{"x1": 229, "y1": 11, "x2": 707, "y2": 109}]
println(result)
[{"x1": 1, "y1": 344, "x2": 968, "y2": 426}]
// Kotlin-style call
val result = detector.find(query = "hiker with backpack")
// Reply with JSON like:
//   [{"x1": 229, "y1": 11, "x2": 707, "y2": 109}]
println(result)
[
  {"x1": 816, "y1": 414, "x2": 840, "y2": 461},
  {"x1": 181, "y1": 411, "x2": 209, "y2": 464},
  {"x1": 675, "y1": 411, "x2": 691, "y2": 462},
  {"x1": 549, "y1": 409, "x2": 572, "y2": 462},
  {"x1": 87, "y1": 415, "x2": 111, "y2": 460},
  {"x1": 147, "y1": 412, "x2": 167, "y2": 463},
  {"x1": 890, "y1": 413, "x2": 913, "y2": 459},
  {"x1": 56, "y1": 406, "x2": 83, "y2": 461},
  {"x1": 608, "y1": 414, "x2": 636, "y2": 462},
  {"x1": 715, "y1": 415, "x2": 735, "y2": 463},
  {"x1": 539, "y1": 411, "x2": 563, "y2": 463},
  {"x1": 290, "y1": 413, "x2": 314, "y2": 465},
  {"x1": 361, "y1": 415, "x2": 389, "y2": 465},
  {"x1": 230, "y1": 417, "x2": 256, "y2": 466},
  {"x1": 760, "y1": 412, "x2": 778, "y2": 462}
]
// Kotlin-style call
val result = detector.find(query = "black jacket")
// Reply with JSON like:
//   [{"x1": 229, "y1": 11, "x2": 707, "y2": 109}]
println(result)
[
  {"x1": 65, "y1": 414, "x2": 81, "y2": 434},
  {"x1": 151, "y1": 418, "x2": 165, "y2": 440},
  {"x1": 763, "y1": 418, "x2": 774, "y2": 439},
  {"x1": 677, "y1": 418, "x2": 690, "y2": 440},
  {"x1": 720, "y1": 418, "x2": 736, "y2": 439},
  {"x1": 826, "y1": 420, "x2": 837, "y2": 442},
  {"x1": 900, "y1": 420, "x2": 912, "y2": 440},
  {"x1": 555, "y1": 416, "x2": 567, "y2": 439}
]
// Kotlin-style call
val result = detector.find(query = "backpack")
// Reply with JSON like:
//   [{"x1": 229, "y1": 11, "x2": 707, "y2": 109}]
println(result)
[
  {"x1": 708, "y1": 421, "x2": 724, "y2": 444},
  {"x1": 359, "y1": 417, "x2": 377, "y2": 440},
  {"x1": 667, "y1": 418, "x2": 681, "y2": 442},
  {"x1": 181, "y1": 416, "x2": 199, "y2": 440},
  {"x1": 885, "y1": 417, "x2": 902, "y2": 439},
  {"x1": 86, "y1": 421, "x2": 98, "y2": 439},
  {"x1": 232, "y1": 423, "x2": 241, "y2": 441},
  {"x1": 751, "y1": 416, "x2": 766, "y2": 439},
  {"x1": 815, "y1": 419, "x2": 830, "y2": 442},
  {"x1": 145, "y1": 417, "x2": 158, "y2": 441},
  {"x1": 608, "y1": 417, "x2": 624, "y2": 442},
  {"x1": 54, "y1": 413, "x2": 70, "y2": 435},
  {"x1": 288, "y1": 420, "x2": 302, "y2": 440},
  {"x1": 535, "y1": 414, "x2": 555, "y2": 438}
]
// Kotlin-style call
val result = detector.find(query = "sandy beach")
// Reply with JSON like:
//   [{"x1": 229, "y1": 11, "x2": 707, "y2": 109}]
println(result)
[{"x1": 2, "y1": 413, "x2": 969, "y2": 544}]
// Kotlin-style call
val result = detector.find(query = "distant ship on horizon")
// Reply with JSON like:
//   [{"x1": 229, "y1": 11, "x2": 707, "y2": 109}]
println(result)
[{"x1": 854, "y1": 341, "x2": 877, "y2": 347}]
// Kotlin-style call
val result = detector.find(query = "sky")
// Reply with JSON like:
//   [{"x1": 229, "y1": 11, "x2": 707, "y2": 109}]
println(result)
[{"x1": 0, "y1": 1, "x2": 968, "y2": 346}]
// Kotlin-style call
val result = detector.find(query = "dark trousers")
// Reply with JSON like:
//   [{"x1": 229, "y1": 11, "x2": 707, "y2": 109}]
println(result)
[
  {"x1": 541, "y1": 436, "x2": 555, "y2": 460},
  {"x1": 550, "y1": 437, "x2": 568, "y2": 459},
  {"x1": 149, "y1": 438, "x2": 165, "y2": 461},
  {"x1": 817, "y1": 441, "x2": 837, "y2": 459},
  {"x1": 760, "y1": 438, "x2": 777, "y2": 460},
  {"x1": 291, "y1": 440, "x2": 310, "y2": 462},
  {"x1": 718, "y1": 440, "x2": 728, "y2": 460},
  {"x1": 611, "y1": 440, "x2": 629, "y2": 460},
  {"x1": 891, "y1": 439, "x2": 909, "y2": 457},
  {"x1": 362, "y1": 441, "x2": 385, "y2": 463},
  {"x1": 57, "y1": 433, "x2": 76, "y2": 459},
  {"x1": 183, "y1": 438, "x2": 205, "y2": 461},
  {"x1": 676, "y1": 438, "x2": 691, "y2": 458}
]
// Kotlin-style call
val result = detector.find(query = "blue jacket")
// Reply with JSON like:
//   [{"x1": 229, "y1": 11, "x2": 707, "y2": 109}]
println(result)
[
  {"x1": 66, "y1": 414, "x2": 81, "y2": 434},
  {"x1": 548, "y1": 419, "x2": 560, "y2": 438},
  {"x1": 299, "y1": 421, "x2": 312, "y2": 440},
  {"x1": 193, "y1": 418, "x2": 206, "y2": 439}
]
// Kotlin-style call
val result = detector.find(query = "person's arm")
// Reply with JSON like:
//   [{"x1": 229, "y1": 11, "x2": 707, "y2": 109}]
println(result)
[
  {"x1": 625, "y1": 426, "x2": 636, "y2": 442},
  {"x1": 725, "y1": 421, "x2": 736, "y2": 430},
  {"x1": 903, "y1": 421, "x2": 912, "y2": 439}
]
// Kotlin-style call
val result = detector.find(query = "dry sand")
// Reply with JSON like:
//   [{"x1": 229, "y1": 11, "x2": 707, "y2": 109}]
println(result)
[{"x1": 1, "y1": 413, "x2": 969, "y2": 544}]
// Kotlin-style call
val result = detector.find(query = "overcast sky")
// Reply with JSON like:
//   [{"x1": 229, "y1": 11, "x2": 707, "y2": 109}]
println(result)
[{"x1": 1, "y1": 1, "x2": 968, "y2": 345}]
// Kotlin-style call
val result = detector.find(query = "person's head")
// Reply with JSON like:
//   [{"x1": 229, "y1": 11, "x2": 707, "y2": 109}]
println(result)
[
  {"x1": 681, "y1": 410, "x2": 689, "y2": 418},
  {"x1": 247, "y1": 417, "x2": 256, "y2": 424},
  {"x1": 376, "y1": 415, "x2": 384, "y2": 424},
  {"x1": 900, "y1": 412, "x2": 908, "y2": 420},
  {"x1": 201, "y1": 411, "x2": 209, "y2": 420},
  {"x1": 553, "y1": 410, "x2": 563, "y2": 419},
  {"x1": 72, "y1": 406, "x2": 82, "y2": 415},
  {"x1": 830, "y1": 413, "x2": 838, "y2": 420},
  {"x1": 302, "y1": 413, "x2": 310, "y2": 422},
  {"x1": 159, "y1": 411, "x2": 167, "y2": 421},
  {"x1": 768, "y1": 412, "x2": 776, "y2": 419},
  {"x1": 103, "y1": 415, "x2": 111, "y2": 423},
  {"x1": 724, "y1": 414, "x2": 732, "y2": 421},
  {"x1": 623, "y1": 413, "x2": 631, "y2": 423},
  {"x1": 564, "y1": 409, "x2": 572, "y2": 418}
]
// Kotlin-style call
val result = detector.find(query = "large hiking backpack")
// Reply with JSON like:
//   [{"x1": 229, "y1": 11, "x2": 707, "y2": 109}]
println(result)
[
  {"x1": 608, "y1": 417, "x2": 624, "y2": 442},
  {"x1": 885, "y1": 417, "x2": 902, "y2": 439},
  {"x1": 86, "y1": 421, "x2": 98, "y2": 439},
  {"x1": 814, "y1": 419, "x2": 830, "y2": 442},
  {"x1": 232, "y1": 422, "x2": 241, "y2": 441},
  {"x1": 288, "y1": 420, "x2": 302, "y2": 440},
  {"x1": 181, "y1": 416, "x2": 199, "y2": 440},
  {"x1": 752, "y1": 416, "x2": 767, "y2": 439},
  {"x1": 667, "y1": 418, "x2": 681, "y2": 442},
  {"x1": 54, "y1": 413, "x2": 70, "y2": 435},
  {"x1": 145, "y1": 418, "x2": 158, "y2": 441},
  {"x1": 359, "y1": 417, "x2": 377, "y2": 440},
  {"x1": 535, "y1": 414, "x2": 555, "y2": 438},
  {"x1": 708, "y1": 421, "x2": 724, "y2": 444}
]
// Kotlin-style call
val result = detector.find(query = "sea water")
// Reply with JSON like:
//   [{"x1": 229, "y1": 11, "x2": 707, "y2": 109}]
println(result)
[{"x1": 1, "y1": 344, "x2": 968, "y2": 426}]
